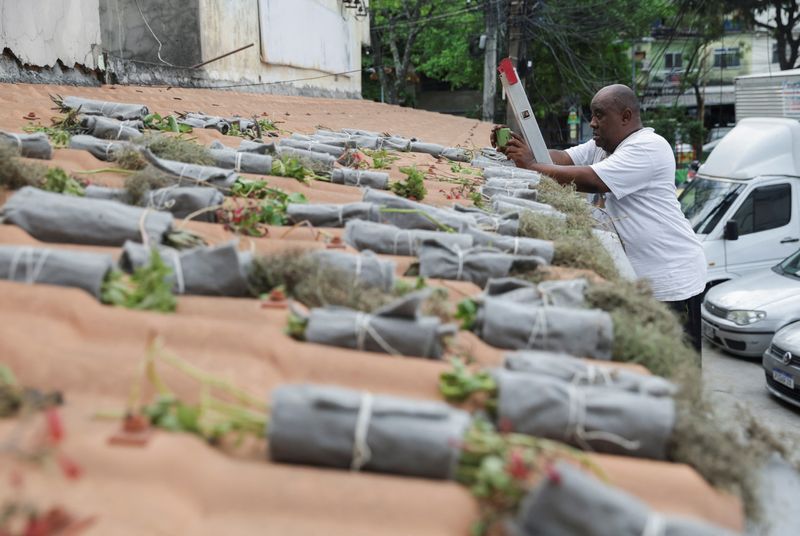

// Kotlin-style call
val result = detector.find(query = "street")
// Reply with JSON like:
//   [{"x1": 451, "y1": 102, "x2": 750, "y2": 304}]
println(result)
[{"x1": 703, "y1": 342, "x2": 800, "y2": 536}]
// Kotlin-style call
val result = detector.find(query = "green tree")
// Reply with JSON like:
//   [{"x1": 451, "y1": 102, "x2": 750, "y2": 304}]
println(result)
[{"x1": 727, "y1": 0, "x2": 800, "y2": 69}]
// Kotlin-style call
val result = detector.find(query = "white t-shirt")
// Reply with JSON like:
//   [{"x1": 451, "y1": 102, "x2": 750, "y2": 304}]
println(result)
[{"x1": 565, "y1": 128, "x2": 706, "y2": 301}]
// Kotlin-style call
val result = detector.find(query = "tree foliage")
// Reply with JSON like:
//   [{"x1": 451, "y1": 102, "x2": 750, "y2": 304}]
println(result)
[{"x1": 728, "y1": 0, "x2": 800, "y2": 69}]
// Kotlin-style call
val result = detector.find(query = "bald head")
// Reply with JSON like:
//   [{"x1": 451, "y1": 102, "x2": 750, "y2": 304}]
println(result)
[{"x1": 589, "y1": 84, "x2": 643, "y2": 152}]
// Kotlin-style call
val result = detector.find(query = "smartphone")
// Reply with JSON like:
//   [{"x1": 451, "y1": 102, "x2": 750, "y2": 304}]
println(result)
[{"x1": 495, "y1": 127, "x2": 511, "y2": 148}]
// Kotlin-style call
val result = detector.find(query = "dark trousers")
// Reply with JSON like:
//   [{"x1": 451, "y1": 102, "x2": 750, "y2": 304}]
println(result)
[{"x1": 665, "y1": 292, "x2": 704, "y2": 355}]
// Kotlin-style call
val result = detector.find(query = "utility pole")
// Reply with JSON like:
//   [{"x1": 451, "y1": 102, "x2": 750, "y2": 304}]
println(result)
[
  {"x1": 505, "y1": 0, "x2": 526, "y2": 130},
  {"x1": 482, "y1": 0, "x2": 498, "y2": 122}
]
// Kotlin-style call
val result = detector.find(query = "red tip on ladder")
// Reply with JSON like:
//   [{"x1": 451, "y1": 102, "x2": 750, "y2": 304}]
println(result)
[{"x1": 498, "y1": 58, "x2": 519, "y2": 85}]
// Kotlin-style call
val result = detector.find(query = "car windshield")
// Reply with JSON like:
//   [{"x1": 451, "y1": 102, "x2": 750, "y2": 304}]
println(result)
[
  {"x1": 775, "y1": 249, "x2": 800, "y2": 280},
  {"x1": 679, "y1": 178, "x2": 744, "y2": 234}
]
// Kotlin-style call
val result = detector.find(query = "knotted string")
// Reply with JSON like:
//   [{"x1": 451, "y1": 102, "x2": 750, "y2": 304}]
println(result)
[
  {"x1": 525, "y1": 307, "x2": 549, "y2": 349},
  {"x1": 115, "y1": 123, "x2": 125, "y2": 140},
  {"x1": 104, "y1": 141, "x2": 114, "y2": 160},
  {"x1": 392, "y1": 230, "x2": 413, "y2": 255},
  {"x1": 350, "y1": 392, "x2": 374, "y2": 471},
  {"x1": 565, "y1": 384, "x2": 642, "y2": 452},
  {"x1": 641, "y1": 513, "x2": 666, "y2": 536},
  {"x1": 8, "y1": 247, "x2": 50, "y2": 284},
  {"x1": 337, "y1": 205, "x2": 344, "y2": 227},
  {"x1": 354, "y1": 170, "x2": 362, "y2": 187},
  {"x1": 454, "y1": 246, "x2": 465, "y2": 280},
  {"x1": 170, "y1": 249, "x2": 186, "y2": 294},
  {"x1": 580, "y1": 364, "x2": 614, "y2": 387},
  {"x1": 513, "y1": 237, "x2": 520, "y2": 255},
  {"x1": 354, "y1": 255, "x2": 363, "y2": 280},
  {"x1": 353, "y1": 312, "x2": 402, "y2": 356},
  {"x1": 234, "y1": 151, "x2": 243, "y2": 173}
]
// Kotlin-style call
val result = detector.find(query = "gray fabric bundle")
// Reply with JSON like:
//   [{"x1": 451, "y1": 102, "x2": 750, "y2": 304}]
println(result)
[
  {"x1": 482, "y1": 166, "x2": 541, "y2": 181},
  {"x1": 363, "y1": 189, "x2": 476, "y2": 232},
  {"x1": 120, "y1": 241, "x2": 250, "y2": 297},
  {"x1": 68, "y1": 134, "x2": 131, "y2": 161},
  {"x1": 417, "y1": 240, "x2": 545, "y2": 288},
  {"x1": 492, "y1": 196, "x2": 564, "y2": 217},
  {"x1": 286, "y1": 202, "x2": 373, "y2": 227},
  {"x1": 481, "y1": 186, "x2": 538, "y2": 201},
  {"x1": 238, "y1": 139, "x2": 276, "y2": 154},
  {"x1": 345, "y1": 135, "x2": 410, "y2": 151},
  {"x1": 143, "y1": 149, "x2": 238, "y2": 189},
  {"x1": 508, "y1": 461, "x2": 734, "y2": 536},
  {"x1": 269, "y1": 383, "x2": 471, "y2": 479},
  {"x1": 302, "y1": 290, "x2": 457, "y2": 358},
  {"x1": 0, "y1": 245, "x2": 113, "y2": 298},
  {"x1": 275, "y1": 146, "x2": 336, "y2": 173},
  {"x1": 483, "y1": 277, "x2": 586, "y2": 307},
  {"x1": 465, "y1": 228, "x2": 554, "y2": 261},
  {"x1": 278, "y1": 138, "x2": 345, "y2": 157},
  {"x1": 342, "y1": 128, "x2": 383, "y2": 137},
  {"x1": 593, "y1": 228, "x2": 638, "y2": 281},
  {"x1": 408, "y1": 142, "x2": 470, "y2": 161},
  {"x1": 311, "y1": 249, "x2": 395, "y2": 292},
  {"x1": 474, "y1": 298, "x2": 613, "y2": 360},
  {"x1": 503, "y1": 350, "x2": 677, "y2": 397},
  {"x1": 344, "y1": 220, "x2": 473, "y2": 256},
  {"x1": 484, "y1": 177, "x2": 540, "y2": 189},
  {"x1": 84, "y1": 185, "x2": 222, "y2": 222},
  {"x1": 79, "y1": 115, "x2": 143, "y2": 141},
  {"x1": 331, "y1": 168, "x2": 389, "y2": 189},
  {"x1": 61, "y1": 96, "x2": 149, "y2": 120},
  {"x1": 208, "y1": 148, "x2": 273, "y2": 174},
  {"x1": 472, "y1": 156, "x2": 515, "y2": 168},
  {"x1": 178, "y1": 113, "x2": 231, "y2": 134},
  {"x1": 0, "y1": 186, "x2": 173, "y2": 246},
  {"x1": 476, "y1": 212, "x2": 521, "y2": 236},
  {"x1": 0, "y1": 131, "x2": 52, "y2": 159},
  {"x1": 492, "y1": 369, "x2": 675, "y2": 459}
]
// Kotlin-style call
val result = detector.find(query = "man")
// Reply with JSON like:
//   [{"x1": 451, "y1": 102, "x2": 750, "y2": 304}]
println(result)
[{"x1": 498, "y1": 84, "x2": 706, "y2": 352}]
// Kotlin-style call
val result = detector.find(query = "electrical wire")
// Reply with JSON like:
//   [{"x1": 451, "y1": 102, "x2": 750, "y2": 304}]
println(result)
[{"x1": 134, "y1": 0, "x2": 175, "y2": 67}]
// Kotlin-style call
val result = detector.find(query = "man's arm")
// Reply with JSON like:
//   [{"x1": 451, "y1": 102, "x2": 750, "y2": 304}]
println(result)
[{"x1": 506, "y1": 136, "x2": 609, "y2": 194}]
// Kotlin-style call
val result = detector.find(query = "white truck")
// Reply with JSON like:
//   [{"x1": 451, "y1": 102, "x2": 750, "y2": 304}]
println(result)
[{"x1": 678, "y1": 117, "x2": 800, "y2": 287}]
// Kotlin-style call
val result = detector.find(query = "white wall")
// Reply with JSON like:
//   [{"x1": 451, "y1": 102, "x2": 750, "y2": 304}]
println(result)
[
  {"x1": 198, "y1": 0, "x2": 369, "y2": 96},
  {"x1": 0, "y1": 0, "x2": 102, "y2": 67}
]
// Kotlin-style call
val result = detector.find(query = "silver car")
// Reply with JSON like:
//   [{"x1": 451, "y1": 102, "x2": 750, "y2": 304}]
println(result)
[
  {"x1": 763, "y1": 322, "x2": 800, "y2": 408},
  {"x1": 702, "y1": 249, "x2": 800, "y2": 357}
]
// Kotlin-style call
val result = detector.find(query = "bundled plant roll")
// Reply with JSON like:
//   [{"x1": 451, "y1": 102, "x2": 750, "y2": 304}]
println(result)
[
  {"x1": 143, "y1": 149, "x2": 238, "y2": 188},
  {"x1": 286, "y1": 201, "x2": 374, "y2": 227},
  {"x1": 290, "y1": 289, "x2": 457, "y2": 359},
  {"x1": 363, "y1": 188, "x2": 476, "y2": 232},
  {"x1": 507, "y1": 461, "x2": 734, "y2": 536},
  {"x1": 0, "y1": 187, "x2": 203, "y2": 249},
  {"x1": 593, "y1": 228, "x2": 638, "y2": 281},
  {"x1": 331, "y1": 168, "x2": 389, "y2": 189},
  {"x1": 311, "y1": 249, "x2": 396, "y2": 292},
  {"x1": 79, "y1": 115, "x2": 143, "y2": 141},
  {"x1": 482, "y1": 277, "x2": 587, "y2": 307},
  {"x1": 278, "y1": 138, "x2": 345, "y2": 157},
  {"x1": 440, "y1": 362, "x2": 674, "y2": 460},
  {"x1": 0, "y1": 131, "x2": 53, "y2": 159},
  {"x1": 492, "y1": 196, "x2": 564, "y2": 217},
  {"x1": 238, "y1": 139, "x2": 276, "y2": 154},
  {"x1": 84, "y1": 185, "x2": 223, "y2": 222},
  {"x1": 344, "y1": 220, "x2": 473, "y2": 256},
  {"x1": 177, "y1": 112, "x2": 231, "y2": 134},
  {"x1": 120, "y1": 240, "x2": 251, "y2": 297},
  {"x1": 417, "y1": 240, "x2": 546, "y2": 288},
  {"x1": 269, "y1": 383, "x2": 471, "y2": 479},
  {"x1": 68, "y1": 134, "x2": 131, "y2": 161},
  {"x1": 483, "y1": 177, "x2": 540, "y2": 189},
  {"x1": 275, "y1": 146, "x2": 335, "y2": 173},
  {"x1": 465, "y1": 228, "x2": 554, "y2": 261},
  {"x1": 408, "y1": 142, "x2": 471, "y2": 162},
  {"x1": 0, "y1": 245, "x2": 113, "y2": 298},
  {"x1": 480, "y1": 186, "x2": 538, "y2": 201},
  {"x1": 482, "y1": 166, "x2": 541, "y2": 182},
  {"x1": 502, "y1": 350, "x2": 676, "y2": 397},
  {"x1": 468, "y1": 297, "x2": 614, "y2": 360},
  {"x1": 208, "y1": 147, "x2": 273, "y2": 174},
  {"x1": 59, "y1": 96, "x2": 150, "y2": 120}
]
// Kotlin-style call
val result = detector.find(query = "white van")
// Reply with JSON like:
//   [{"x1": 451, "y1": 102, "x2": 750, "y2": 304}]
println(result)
[{"x1": 679, "y1": 117, "x2": 800, "y2": 288}]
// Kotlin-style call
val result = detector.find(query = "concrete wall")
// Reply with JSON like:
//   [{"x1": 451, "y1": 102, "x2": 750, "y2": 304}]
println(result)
[
  {"x1": 98, "y1": 0, "x2": 202, "y2": 68},
  {"x1": 197, "y1": 0, "x2": 369, "y2": 98},
  {"x1": 0, "y1": 0, "x2": 102, "y2": 67}
]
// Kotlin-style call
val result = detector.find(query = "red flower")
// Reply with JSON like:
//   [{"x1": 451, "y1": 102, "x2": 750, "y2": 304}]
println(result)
[
  {"x1": 45, "y1": 408, "x2": 64, "y2": 444},
  {"x1": 507, "y1": 449, "x2": 529, "y2": 480},
  {"x1": 57, "y1": 454, "x2": 82, "y2": 480}
]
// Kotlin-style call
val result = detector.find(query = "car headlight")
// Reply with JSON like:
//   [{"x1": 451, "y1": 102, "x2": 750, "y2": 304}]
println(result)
[{"x1": 725, "y1": 310, "x2": 767, "y2": 326}]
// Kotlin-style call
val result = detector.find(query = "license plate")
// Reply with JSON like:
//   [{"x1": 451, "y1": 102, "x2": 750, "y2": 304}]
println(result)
[
  {"x1": 773, "y1": 368, "x2": 795, "y2": 389},
  {"x1": 702, "y1": 322, "x2": 717, "y2": 339}
]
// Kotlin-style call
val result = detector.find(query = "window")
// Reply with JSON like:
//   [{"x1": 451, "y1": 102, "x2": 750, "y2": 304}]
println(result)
[
  {"x1": 665, "y1": 52, "x2": 682, "y2": 69},
  {"x1": 731, "y1": 184, "x2": 792, "y2": 235},
  {"x1": 713, "y1": 48, "x2": 740, "y2": 68}
]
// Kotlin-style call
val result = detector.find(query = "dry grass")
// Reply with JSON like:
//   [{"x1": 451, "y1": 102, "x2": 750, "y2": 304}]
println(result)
[
  {"x1": 0, "y1": 142, "x2": 45, "y2": 190},
  {"x1": 123, "y1": 166, "x2": 173, "y2": 205},
  {"x1": 138, "y1": 134, "x2": 214, "y2": 166},
  {"x1": 113, "y1": 147, "x2": 148, "y2": 170}
]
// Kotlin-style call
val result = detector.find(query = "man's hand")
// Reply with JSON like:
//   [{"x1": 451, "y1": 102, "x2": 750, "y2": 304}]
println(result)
[{"x1": 504, "y1": 132, "x2": 536, "y2": 169}]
